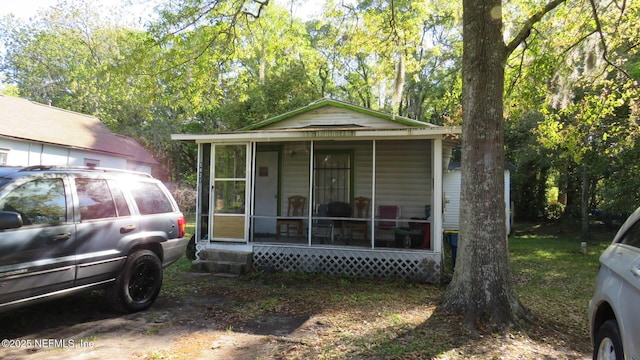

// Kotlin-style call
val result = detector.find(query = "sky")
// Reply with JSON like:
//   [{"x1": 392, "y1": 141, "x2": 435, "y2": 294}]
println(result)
[
  {"x1": 0, "y1": 0, "x2": 322, "y2": 22},
  {"x1": 0, "y1": 0, "x2": 161, "y2": 25}
]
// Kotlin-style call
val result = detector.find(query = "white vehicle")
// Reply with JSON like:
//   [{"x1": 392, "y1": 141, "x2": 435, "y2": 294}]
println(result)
[{"x1": 589, "y1": 206, "x2": 640, "y2": 359}]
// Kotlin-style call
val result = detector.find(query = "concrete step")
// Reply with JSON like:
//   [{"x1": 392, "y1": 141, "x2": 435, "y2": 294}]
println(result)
[
  {"x1": 192, "y1": 249, "x2": 253, "y2": 275},
  {"x1": 198, "y1": 249, "x2": 252, "y2": 264}
]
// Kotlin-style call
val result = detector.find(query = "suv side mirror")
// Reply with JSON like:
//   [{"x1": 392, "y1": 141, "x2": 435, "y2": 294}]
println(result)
[{"x1": 0, "y1": 211, "x2": 23, "y2": 230}]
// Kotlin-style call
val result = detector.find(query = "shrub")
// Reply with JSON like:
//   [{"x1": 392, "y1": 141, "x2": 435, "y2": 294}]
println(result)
[{"x1": 169, "y1": 186, "x2": 197, "y2": 212}]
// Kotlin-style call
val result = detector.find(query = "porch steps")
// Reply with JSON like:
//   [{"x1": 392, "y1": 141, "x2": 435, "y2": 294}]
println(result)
[{"x1": 192, "y1": 249, "x2": 253, "y2": 275}]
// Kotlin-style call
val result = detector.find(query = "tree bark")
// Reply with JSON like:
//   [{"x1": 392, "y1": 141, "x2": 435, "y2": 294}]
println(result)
[{"x1": 441, "y1": 0, "x2": 530, "y2": 330}]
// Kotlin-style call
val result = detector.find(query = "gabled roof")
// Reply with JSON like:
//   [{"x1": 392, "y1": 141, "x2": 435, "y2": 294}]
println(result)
[
  {"x1": 173, "y1": 98, "x2": 460, "y2": 143},
  {"x1": 0, "y1": 95, "x2": 157, "y2": 165},
  {"x1": 242, "y1": 98, "x2": 437, "y2": 130}
]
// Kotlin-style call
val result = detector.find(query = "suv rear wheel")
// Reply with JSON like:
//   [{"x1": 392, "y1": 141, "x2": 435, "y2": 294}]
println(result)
[
  {"x1": 108, "y1": 250, "x2": 163, "y2": 313},
  {"x1": 594, "y1": 319, "x2": 624, "y2": 360}
]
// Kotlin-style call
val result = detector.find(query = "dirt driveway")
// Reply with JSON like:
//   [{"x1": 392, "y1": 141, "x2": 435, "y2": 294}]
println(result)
[
  {"x1": 0, "y1": 271, "x2": 306, "y2": 360},
  {"x1": 0, "y1": 264, "x2": 591, "y2": 360}
]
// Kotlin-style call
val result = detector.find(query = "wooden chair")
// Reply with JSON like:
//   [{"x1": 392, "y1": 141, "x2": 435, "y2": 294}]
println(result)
[
  {"x1": 276, "y1": 195, "x2": 306, "y2": 240},
  {"x1": 345, "y1": 196, "x2": 370, "y2": 242}
]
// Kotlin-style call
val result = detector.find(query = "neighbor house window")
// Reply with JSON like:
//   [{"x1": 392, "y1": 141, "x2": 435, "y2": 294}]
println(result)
[
  {"x1": 84, "y1": 158, "x2": 100, "y2": 167},
  {"x1": 0, "y1": 149, "x2": 8, "y2": 165},
  {"x1": 314, "y1": 151, "x2": 352, "y2": 204}
]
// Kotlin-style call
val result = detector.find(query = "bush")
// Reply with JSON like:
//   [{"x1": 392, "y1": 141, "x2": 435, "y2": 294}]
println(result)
[
  {"x1": 545, "y1": 202, "x2": 565, "y2": 220},
  {"x1": 169, "y1": 186, "x2": 197, "y2": 212}
]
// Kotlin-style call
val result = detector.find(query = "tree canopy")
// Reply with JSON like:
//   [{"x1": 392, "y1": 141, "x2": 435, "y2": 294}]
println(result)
[
  {"x1": 1, "y1": 0, "x2": 638, "y2": 238},
  {"x1": 1, "y1": 0, "x2": 639, "y2": 332}
]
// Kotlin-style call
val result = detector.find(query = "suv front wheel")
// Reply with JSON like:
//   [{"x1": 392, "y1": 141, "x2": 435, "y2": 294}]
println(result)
[
  {"x1": 108, "y1": 250, "x2": 163, "y2": 313},
  {"x1": 594, "y1": 319, "x2": 624, "y2": 360}
]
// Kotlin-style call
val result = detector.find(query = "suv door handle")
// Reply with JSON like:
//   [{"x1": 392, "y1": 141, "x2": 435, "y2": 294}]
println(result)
[
  {"x1": 631, "y1": 266, "x2": 640, "y2": 278},
  {"x1": 120, "y1": 224, "x2": 137, "y2": 234},
  {"x1": 51, "y1": 233, "x2": 72, "y2": 242}
]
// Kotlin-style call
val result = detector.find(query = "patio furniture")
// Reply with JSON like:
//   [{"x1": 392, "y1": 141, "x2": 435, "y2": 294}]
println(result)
[
  {"x1": 394, "y1": 205, "x2": 431, "y2": 248},
  {"x1": 345, "y1": 196, "x2": 370, "y2": 242},
  {"x1": 312, "y1": 203, "x2": 333, "y2": 243},
  {"x1": 276, "y1": 195, "x2": 306, "y2": 240},
  {"x1": 326, "y1": 201, "x2": 352, "y2": 243},
  {"x1": 375, "y1": 205, "x2": 399, "y2": 247}
]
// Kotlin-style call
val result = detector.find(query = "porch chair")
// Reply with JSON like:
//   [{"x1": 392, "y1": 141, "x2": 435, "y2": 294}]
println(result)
[
  {"x1": 375, "y1": 205, "x2": 400, "y2": 247},
  {"x1": 312, "y1": 203, "x2": 333, "y2": 243},
  {"x1": 275, "y1": 195, "x2": 306, "y2": 240},
  {"x1": 326, "y1": 201, "x2": 352, "y2": 243},
  {"x1": 345, "y1": 196, "x2": 370, "y2": 243}
]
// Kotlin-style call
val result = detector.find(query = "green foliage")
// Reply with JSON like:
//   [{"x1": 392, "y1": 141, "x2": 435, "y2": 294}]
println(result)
[{"x1": 1, "y1": 0, "x2": 640, "y2": 218}]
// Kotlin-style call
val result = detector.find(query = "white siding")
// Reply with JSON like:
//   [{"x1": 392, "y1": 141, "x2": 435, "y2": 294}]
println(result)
[
  {"x1": 442, "y1": 171, "x2": 461, "y2": 230},
  {"x1": 0, "y1": 137, "x2": 151, "y2": 174},
  {"x1": 277, "y1": 139, "x2": 433, "y2": 220},
  {"x1": 442, "y1": 169, "x2": 511, "y2": 233},
  {"x1": 266, "y1": 106, "x2": 411, "y2": 130},
  {"x1": 374, "y1": 140, "x2": 431, "y2": 219},
  {"x1": 280, "y1": 150, "x2": 311, "y2": 215}
]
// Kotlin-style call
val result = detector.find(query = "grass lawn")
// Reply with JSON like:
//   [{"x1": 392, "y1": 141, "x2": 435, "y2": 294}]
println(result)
[{"x1": 164, "y1": 220, "x2": 612, "y2": 359}]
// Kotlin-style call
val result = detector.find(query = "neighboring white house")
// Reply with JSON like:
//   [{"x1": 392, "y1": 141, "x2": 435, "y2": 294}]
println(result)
[
  {"x1": 0, "y1": 95, "x2": 157, "y2": 173},
  {"x1": 443, "y1": 162, "x2": 512, "y2": 234}
]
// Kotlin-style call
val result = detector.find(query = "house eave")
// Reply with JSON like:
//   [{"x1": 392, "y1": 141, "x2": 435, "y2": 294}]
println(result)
[
  {"x1": 242, "y1": 98, "x2": 435, "y2": 130},
  {"x1": 172, "y1": 126, "x2": 461, "y2": 144},
  {"x1": 0, "y1": 134, "x2": 157, "y2": 165}
]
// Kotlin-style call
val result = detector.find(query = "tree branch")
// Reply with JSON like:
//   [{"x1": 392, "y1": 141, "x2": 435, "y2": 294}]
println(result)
[
  {"x1": 505, "y1": 0, "x2": 567, "y2": 57},
  {"x1": 588, "y1": 0, "x2": 632, "y2": 79}
]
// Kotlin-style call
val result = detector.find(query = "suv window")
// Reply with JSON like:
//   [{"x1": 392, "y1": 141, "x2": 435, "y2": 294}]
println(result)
[
  {"x1": 76, "y1": 178, "x2": 117, "y2": 220},
  {"x1": 109, "y1": 180, "x2": 131, "y2": 217},
  {"x1": 620, "y1": 220, "x2": 640, "y2": 249},
  {"x1": 131, "y1": 181, "x2": 174, "y2": 215},
  {"x1": 0, "y1": 178, "x2": 67, "y2": 226}
]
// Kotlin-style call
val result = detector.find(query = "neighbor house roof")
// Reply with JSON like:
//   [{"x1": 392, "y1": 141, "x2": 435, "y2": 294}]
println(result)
[{"x1": 0, "y1": 95, "x2": 157, "y2": 165}]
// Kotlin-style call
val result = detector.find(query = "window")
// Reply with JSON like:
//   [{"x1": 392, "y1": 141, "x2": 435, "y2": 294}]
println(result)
[
  {"x1": 131, "y1": 182, "x2": 174, "y2": 215},
  {"x1": 84, "y1": 158, "x2": 100, "y2": 167},
  {"x1": 213, "y1": 144, "x2": 246, "y2": 214},
  {"x1": 620, "y1": 220, "x2": 640, "y2": 249},
  {"x1": 109, "y1": 180, "x2": 131, "y2": 217},
  {"x1": 0, "y1": 149, "x2": 8, "y2": 165},
  {"x1": 76, "y1": 178, "x2": 117, "y2": 220},
  {"x1": 314, "y1": 152, "x2": 351, "y2": 204},
  {"x1": 0, "y1": 178, "x2": 66, "y2": 226}
]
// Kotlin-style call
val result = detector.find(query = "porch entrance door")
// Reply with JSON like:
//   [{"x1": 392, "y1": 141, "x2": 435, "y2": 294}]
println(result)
[
  {"x1": 254, "y1": 151, "x2": 279, "y2": 235},
  {"x1": 210, "y1": 144, "x2": 248, "y2": 242}
]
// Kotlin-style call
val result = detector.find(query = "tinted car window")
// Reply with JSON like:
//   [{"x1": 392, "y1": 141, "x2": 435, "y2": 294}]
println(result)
[
  {"x1": 109, "y1": 180, "x2": 131, "y2": 217},
  {"x1": 0, "y1": 178, "x2": 66, "y2": 225},
  {"x1": 76, "y1": 178, "x2": 117, "y2": 220},
  {"x1": 620, "y1": 220, "x2": 640, "y2": 249},
  {"x1": 131, "y1": 182, "x2": 173, "y2": 215}
]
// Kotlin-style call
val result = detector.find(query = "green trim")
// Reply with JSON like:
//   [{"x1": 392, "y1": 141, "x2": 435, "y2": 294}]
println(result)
[{"x1": 241, "y1": 98, "x2": 431, "y2": 131}]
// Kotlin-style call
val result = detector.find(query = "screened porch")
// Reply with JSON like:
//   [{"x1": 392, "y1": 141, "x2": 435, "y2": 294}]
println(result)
[{"x1": 194, "y1": 138, "x2": 444, "y2": 252}]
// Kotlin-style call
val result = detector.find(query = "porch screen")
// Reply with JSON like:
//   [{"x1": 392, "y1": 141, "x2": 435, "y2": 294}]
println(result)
[{"x1": 314, "y1": 152, "x2": 351, "y2": 204}]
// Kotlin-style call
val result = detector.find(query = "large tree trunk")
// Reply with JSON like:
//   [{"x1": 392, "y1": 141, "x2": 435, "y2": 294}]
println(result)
[{"x1": 441, "y1": 0, "x2": 529, "y2": 330}]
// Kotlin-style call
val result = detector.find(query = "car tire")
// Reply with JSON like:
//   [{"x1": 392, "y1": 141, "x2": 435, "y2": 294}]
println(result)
[
  {"x1": 107, "y1": 250, "x2": 163, "y2": 313},
  {"x1": 593, "y1": 319, "x2": 624, "y2": 360},
  {"x1": 186, "y1": 234, "x2": 196, "y2": 260}
]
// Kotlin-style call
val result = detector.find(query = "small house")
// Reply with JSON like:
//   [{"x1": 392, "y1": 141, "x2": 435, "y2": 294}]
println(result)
[
  {"x1": 172, "y1": 98, "x2": 461, "y2": 282},
  {"x1": 0, "y1": 95, "x2": 157, "y2": 173}
]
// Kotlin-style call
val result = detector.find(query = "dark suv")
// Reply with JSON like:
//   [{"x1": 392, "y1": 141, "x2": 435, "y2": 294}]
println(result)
[{"x1": 0, "y1": 166, "x2": 188, "y2": 313}]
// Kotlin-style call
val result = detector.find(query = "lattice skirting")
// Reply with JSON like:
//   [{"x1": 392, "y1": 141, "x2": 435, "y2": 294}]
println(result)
[{"x1": 252, "y1": 246, "x2": 441, "y2": 283}]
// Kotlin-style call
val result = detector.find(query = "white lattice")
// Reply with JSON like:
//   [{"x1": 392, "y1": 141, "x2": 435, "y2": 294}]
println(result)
[{"x1": 252, "y1": 246, "x2": 441, "y2": 283}]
